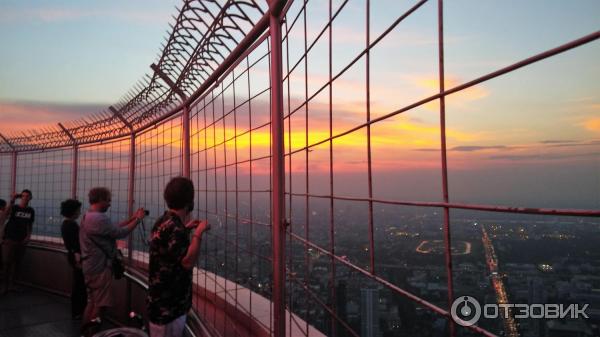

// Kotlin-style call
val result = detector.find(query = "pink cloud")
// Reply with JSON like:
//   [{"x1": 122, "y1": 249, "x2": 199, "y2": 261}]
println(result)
[{"x1": 0, "y1": 101, "x2": 107, "y2": 136}]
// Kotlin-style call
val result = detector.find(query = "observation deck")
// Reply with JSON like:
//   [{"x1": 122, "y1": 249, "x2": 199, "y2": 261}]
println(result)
[{"x1": 1, "y1": 1, "x2": 599, "y2": 336}]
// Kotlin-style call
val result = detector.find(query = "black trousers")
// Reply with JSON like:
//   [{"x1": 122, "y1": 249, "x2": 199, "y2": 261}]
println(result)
[{"x1": 71, "y1": 267, "x2": 87, "y2": 318}]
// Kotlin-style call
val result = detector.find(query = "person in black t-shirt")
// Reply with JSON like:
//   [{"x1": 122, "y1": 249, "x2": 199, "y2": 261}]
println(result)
[
  {"x1": 1, "y1": 189, "x2": 35, "y2": 294},
  {"x1": 60, "y1": 198, "x2": 87, "y2": 319}
]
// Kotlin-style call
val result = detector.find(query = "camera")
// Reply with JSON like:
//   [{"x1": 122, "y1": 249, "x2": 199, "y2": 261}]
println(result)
[
  {"x1": 144, "y1": 210, "x2": 149, "y2": 216},
  {"x1": 14, "y1": 193, "x2": 23, "y2": 199}
]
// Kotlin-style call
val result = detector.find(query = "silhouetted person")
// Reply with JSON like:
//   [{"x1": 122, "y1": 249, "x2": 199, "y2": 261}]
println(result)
[
  {"x1": 0, "y1": 198, "x2": 7, "y2": 228},
  {"x1": 147, "y1": 177, "x2": 209, "y2": 337},
  {"x1": 79, "y1": 187, "x2": 146, "y2": 336},
  {"x1": 0, "y1": 198, "x2": 7, "y2": 277},
  {"x1": 60, "y1": 198, "x2": 87, "y2": 319},
  {"x1": 1, "y1": 189, "x2": 34, "y2": 295}
]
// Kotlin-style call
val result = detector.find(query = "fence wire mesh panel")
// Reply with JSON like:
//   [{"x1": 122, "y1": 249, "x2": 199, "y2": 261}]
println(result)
[
  {"x1": 133, "y1": 115, "x2": 183, "y2": 266},
  {"x1": 78, "y1": 139, "x2": 131, "y2": 225},
  {"x1": 0, "y1": 1, "x2": 598, "y2": 337},
  {"x1": 189, "y1": 34, "x2": 274, "y2": 336},
  {"x1": 14, "y1": 149, "x2": 73, "y2": 244},
  {"x1": 0, "y1": 153, "x2": 11, "y2": 199}
]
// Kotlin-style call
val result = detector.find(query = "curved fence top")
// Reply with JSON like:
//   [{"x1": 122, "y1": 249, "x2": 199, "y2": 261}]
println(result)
[{"x1": 0, "y1": 0, "x2": 267, "y2": 153}]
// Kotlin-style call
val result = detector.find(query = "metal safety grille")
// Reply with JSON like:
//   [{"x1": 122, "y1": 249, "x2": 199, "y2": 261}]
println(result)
[{"x1": 1, "y1": 1, "x2": 598, "y2": 337}]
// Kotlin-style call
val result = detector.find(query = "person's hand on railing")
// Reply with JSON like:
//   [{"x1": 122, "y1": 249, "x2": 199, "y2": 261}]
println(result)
[{"x1": 186, "y1": 219, "x2": 210, "y2": 237}]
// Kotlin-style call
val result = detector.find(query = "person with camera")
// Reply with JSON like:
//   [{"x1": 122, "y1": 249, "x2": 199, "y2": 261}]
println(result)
[
  {"x1": 147, "y1": 177, "x2": 209, "y2": 337},
  {"x1": 1, "y1": 189, "x2": 34, "y2": 295},
  {"x1": 79, "y1": 187, "x2": 146, "y2": 336}
]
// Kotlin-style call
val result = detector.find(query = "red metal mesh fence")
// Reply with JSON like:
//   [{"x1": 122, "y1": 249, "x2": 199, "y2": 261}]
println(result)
[{"x1": 0, "y1": 1, "x2": 598, "y2": 337}]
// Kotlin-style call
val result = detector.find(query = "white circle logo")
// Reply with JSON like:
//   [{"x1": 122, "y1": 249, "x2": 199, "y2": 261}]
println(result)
[{"x1": 451, "y1": 296, "x2": 481, "y2": 326}]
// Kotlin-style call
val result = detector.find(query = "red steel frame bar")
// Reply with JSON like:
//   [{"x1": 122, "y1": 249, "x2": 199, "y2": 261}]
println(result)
[
  {"x1": 10, "y1": 152, "x2": 16, "y2": 196},
  {"x1": 58, "y1": 123, "x2": 79, "y2": 199},
  {"x1": 109, "y1": 106, "x2": 134, "y2": 130},
  {"x1": 329, "y1": 0, "x2": 338, "y2": 335},
  {"x1": 286, "y1": 192, "x2": 600, "y2": 218},
  {"x1": 437, "y1": 1, "x2": 455, "y2": 336},
  {"x1": 270, "y1": 0, "x2": 287, "y2": 336},
  {"x1": 150, "y1": 64, "x2": 191, "y2": 178},
  {"x1": 182, "y1": 106, "x2": 191, "y2": 178},
  {"x1": 72, "y1": 147, "x2": 78, "y2": 199},
  {"x1": 127, "y1": 134, "x2": 136, "y2": 243},
  {"x1": 365, "y1": 0, "x2": 375, "y2": 277}
]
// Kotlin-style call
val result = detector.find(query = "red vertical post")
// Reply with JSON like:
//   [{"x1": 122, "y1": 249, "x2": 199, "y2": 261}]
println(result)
[
  {"x1": 437, "y1": 1, "x2": 455, "y2": 336},
  {"x1": 128, "y1": 133, "x2": 136, "y2": 259},
  {"x1": 126, "y1": 132, "x2": 136, "y2": 315},
  {"x1": 182, "y1": 105, "x2": 191, "y2": 178},
  {"x1": 72, "y1": 146, "x2": 78, "y2": 199},
  {"x1": 11, "y1": 151, "x2": 17, "y2": 195},
  {"x1": 128, "y1": 133, "x2": 136, "y2": 218},
  {"x1": 148, "y1": 65, "x2": 190, "y2": 178},
  {"x1": 269, "y1": 1, "x2": 286, "y2": 336},
  {"x1": 58, "y1": 123, "x2": 78, "y2": 199}
]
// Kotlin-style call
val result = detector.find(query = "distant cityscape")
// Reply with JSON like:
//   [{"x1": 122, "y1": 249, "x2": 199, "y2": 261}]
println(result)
[{"x1": 22, "y1": 192, "x2": 600, "y2": 337}]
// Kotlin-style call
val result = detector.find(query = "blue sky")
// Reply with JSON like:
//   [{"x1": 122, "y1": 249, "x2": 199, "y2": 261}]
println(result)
[{"x1": 0, "y1": 0, "x2": 178, "y2": 104}]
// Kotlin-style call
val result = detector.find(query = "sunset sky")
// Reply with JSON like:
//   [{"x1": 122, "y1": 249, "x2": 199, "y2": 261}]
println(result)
[{"x1": 0, "y1": 0, "x2": 598, "y2": 209}]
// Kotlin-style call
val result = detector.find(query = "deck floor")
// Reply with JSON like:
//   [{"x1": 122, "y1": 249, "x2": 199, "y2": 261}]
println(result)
[{"x1": 0, "y1": 287, "x2": 81, "y2": 337}]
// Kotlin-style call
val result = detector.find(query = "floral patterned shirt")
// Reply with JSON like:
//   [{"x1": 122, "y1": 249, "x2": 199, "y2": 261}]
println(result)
[{"x1": 147, "y1": 212, "x2": 192, "y2": 324}]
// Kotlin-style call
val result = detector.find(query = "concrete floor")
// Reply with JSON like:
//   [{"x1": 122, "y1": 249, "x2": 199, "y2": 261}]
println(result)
[{"x1": 0, "y1": 287, "x2": 81, "y2": 337}]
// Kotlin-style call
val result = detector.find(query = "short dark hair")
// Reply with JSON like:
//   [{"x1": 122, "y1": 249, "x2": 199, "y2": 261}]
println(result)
[
  {"x1": 61, "y1": 199, "x2": 82, "y2": 218},
  {"x1": 0, "y1": 199, "x2": 6, "y2": 210},
  {"x1": 164, "y1": 177, "x2": 194, "y2": 210},
  {"x1": 21, "y1": 189, "x2": 32, "y2": 198},
  {"x1": 88, "y1": 187, "x2": 111, "y2": 204}
]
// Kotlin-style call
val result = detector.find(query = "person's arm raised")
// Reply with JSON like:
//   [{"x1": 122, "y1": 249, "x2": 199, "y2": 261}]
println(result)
[
  {"x1": 109, "y1": 208, "x2": 146, "y2": 238},
  {"x1": 181, "y1": 220, "x2": 209, "y2": 270}
]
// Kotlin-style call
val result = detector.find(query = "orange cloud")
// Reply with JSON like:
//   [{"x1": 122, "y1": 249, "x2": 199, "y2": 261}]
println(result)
[{"x1": 583, "y1": 117, "x2": 600, "y2": 132}]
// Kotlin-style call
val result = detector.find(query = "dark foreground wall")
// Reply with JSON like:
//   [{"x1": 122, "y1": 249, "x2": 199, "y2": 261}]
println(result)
[
  {"x1": 17, "y1": 242, "x2": 151, "y2": 329},
  {"x1": 16, "y1": 241, "x2": 267, "y2": 337}
]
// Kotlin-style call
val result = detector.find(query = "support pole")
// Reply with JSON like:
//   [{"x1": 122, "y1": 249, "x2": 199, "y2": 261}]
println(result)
[
  {"x1": 109, "y1": 106, "x2": 134, "y2": 130},
  {"x1": 126, "y1": 132, "x2": 136, "y2": 314},
  {"x1": 149, "y1": 65, "x2": 190, "y2": 177},
  {"x1": 11, "y1": 151, "x2": 17, "y2": 196},
  {"x1": 182, "y1": 105, "x2": 191, "y2": 178},
  {"x1": 437, "y1": 1, "x2": 455, "y2": 336},
  {"x1": 128, "y1": 134, "x2": 136, "y2": 221},
  {"x1": 58, "y1": 123, "x2": 78, "y2": 199},
  {"x1": 107, "y1": 107, "x2": 137, "y2": 313},
  {"x1": 72, "y1": 147, "x2": 78, "y2": 199},
  {"x1": 269, "y1": 1, "x2": 286, "y2": 336}
]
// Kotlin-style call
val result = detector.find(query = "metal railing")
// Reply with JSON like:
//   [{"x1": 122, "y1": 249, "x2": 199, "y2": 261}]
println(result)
[{"x1": 1, "y1": 1, "x2": 599, "y2": 336}]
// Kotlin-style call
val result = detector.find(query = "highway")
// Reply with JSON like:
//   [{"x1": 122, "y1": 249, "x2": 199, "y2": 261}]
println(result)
[{"x1": 482, "y1": 225, "x2": 519, "y2": 337}]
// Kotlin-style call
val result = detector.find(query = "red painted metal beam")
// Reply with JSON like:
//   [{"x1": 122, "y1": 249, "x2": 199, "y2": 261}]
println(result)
[{"x1": 269, "y1": 0, "x2": 287, "y2": 336}]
